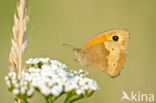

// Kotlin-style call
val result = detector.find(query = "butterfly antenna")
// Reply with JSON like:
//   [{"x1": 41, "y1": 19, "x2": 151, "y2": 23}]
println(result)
[{"x1": 62, "y1": 43, "x2": 76, "y2": 49}]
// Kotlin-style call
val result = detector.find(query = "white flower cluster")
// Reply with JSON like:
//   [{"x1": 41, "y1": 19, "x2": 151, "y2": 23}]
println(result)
[
  {"x1": 5, "y1": 72, "x2": 34, "y2": 97},
  {"x1": 65, "y1": 70, "x2": 98, "y2": 95},
  {"x1": 26, "y1": 58, "x2": 50, "y2": 64},
  {"x1": 5, "y1": 58, "x2": 99, "y2": 98}
]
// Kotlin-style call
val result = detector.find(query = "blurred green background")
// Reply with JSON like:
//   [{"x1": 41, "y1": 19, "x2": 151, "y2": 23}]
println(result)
[{"x1": 0, "y1": 0, "x2": 156, "y2": 103}]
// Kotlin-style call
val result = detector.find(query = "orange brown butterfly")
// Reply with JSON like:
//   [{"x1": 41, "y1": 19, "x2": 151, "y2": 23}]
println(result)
[{"x1": 64, "y1": 29, "x2": 130, "y2": 78}]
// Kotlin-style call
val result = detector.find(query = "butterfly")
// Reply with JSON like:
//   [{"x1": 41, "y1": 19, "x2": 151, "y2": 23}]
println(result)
[{"x1": 65, "y1": 29, "x2": 130, "y2": 78}]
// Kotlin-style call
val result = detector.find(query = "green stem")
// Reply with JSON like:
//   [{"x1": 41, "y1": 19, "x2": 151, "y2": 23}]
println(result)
[
  {"x1": 69, "y1": 95, "x2": 83, "y2": 103},
  {"x1": 64, "y1": 92, "x2": 73, "y2": 103},
  {"x1": 45, "y1": 96, "x2": 53, "y2": 103},
  {"x1": 64, "y1": 92, "x2": 82, "y2": 103},
  {"x1": 48, "y1": 97, "x2": 53, "y2": 103},
  {"x1": 52, "y1": 92, "x2": 64, "y2": 102},
  {"x1": 64, "y1": 90, "x2": 94, "y2": 103},
  {"x1": 64, "y1": 95, "x2": 71, "y2": 103},
  {"x1": 22, "y1": 98, "x2": 28, "y2": 103},
  {"x1": 45, "y1": 96, "x2": 49, "y2": 103}
]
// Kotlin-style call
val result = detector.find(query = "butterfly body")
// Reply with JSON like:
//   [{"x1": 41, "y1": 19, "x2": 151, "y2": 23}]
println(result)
[{"x1": 74, "y1": 29, "x2": 129, "y2": 77}]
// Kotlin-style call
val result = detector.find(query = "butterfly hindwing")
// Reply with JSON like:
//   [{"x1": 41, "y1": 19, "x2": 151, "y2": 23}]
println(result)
[{"x1": 103, "y1": 41, "x2": 126, "y2": 77}]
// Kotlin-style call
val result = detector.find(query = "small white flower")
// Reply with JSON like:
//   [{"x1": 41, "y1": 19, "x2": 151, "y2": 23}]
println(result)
[
  {"x1": 76, "y1": 89, "x2": 83, "y2": 95},
  {"x1": 40, "y1": 58, "x2": 50, "y2": 63},
  {"x1": 8, "y1": 72, "x2": 16, "y2": 78},
  {"x1": 20, "y1": 87, "x2": 26, "y2": 94},
  {"x1": 40, "y1": 86, "x2": 50, "y2": 96},
  {"x1": 26, "y1": 58, "x2": 33, "y2": 64},
  {"x1": 12, "y1": 80, "x2": 17, "y2": 85},
  {"x1": 15, "y1": 84, "x2": 19, "y2": 88},
  {"x1": 79, "y1": 69, "x2": 83, "y2": 73},
  {"x1": 13, "y1": 88, "x2": 20, "y2": 95},
  {"x1": 6, "y1": 81, "x2": 11, "y2": 88},
  {"x1": 5, "y1": 76, "x2": 9, "y2": 81},
  {"x1": 51, "y1": 86, "x2": 63, "y2": 96},
  {"x1": 27, "y1": 88, "x2": 34, "y2": 96}
]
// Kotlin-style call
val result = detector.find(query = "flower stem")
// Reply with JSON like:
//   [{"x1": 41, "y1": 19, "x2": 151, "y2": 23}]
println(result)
[
  {"x1": 22, "y1": 98, "x2": 28, "y2": 103},
  {"x1": 64, "y1": 91, "x2": 94, "y2": 103},
  {"x1": 64, "y1": 92, "x2": 73, "y2": 103},
  {"x1": 45, "y1": 96, "x2": 56, "y2": 103},
  {"x1": 52, "y1": 92, "x2": 64, "y2": 102},
  {"x1": 64, "y1": 94, "x2": 83, "y2": 103}
]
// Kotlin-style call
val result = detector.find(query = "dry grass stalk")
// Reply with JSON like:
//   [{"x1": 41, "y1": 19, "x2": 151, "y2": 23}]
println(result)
[
  {"x1": 9, "y1": 0, "x2": 29, "y2": 76},
  {"x1": 9, "y1": 0, "x2": 29, "y2": 103}
]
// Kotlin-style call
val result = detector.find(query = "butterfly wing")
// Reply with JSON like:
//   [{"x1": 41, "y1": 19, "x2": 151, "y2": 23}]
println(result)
[
  {"x1": 103, "y1": 41, "x2": 126, "y2": 77},
  {"x1": 82, "y1": 29, "x2": 129, "y2": 50},
  {"x1": 74, "y1": 29, "x2": 129, "y2": 77},
  {"x1": 82, "y1": 42, "x2": 110, "y2": 71}
]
